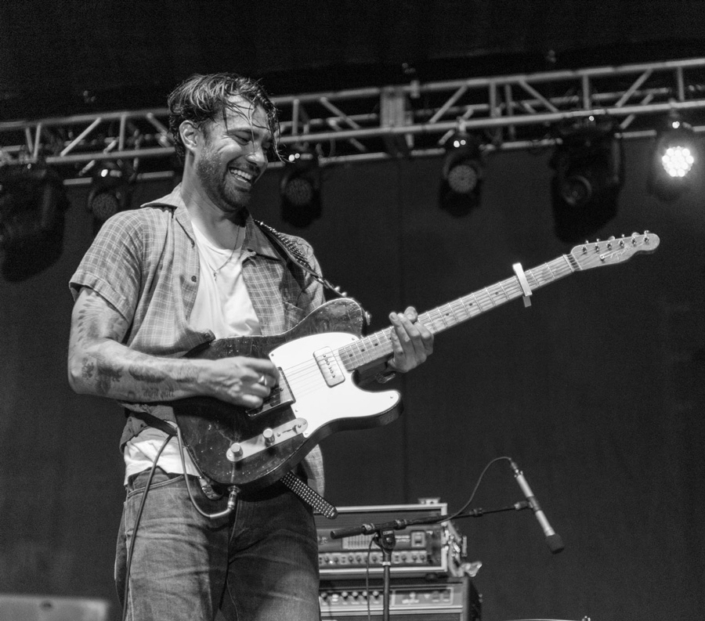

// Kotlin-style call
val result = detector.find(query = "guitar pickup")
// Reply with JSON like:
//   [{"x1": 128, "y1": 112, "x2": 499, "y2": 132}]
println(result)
[
  {"x1": 225, "y1": 418, "x2": 308, "y2": 463},
  {"x1": 313, "y1": 347, "x2": 345, "y2": 387}
]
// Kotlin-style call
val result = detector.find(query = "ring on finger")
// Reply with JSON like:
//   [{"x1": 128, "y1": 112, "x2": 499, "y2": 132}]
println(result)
[{"x1": 258, "y1": 374, "x2": 267, "y2": 386}]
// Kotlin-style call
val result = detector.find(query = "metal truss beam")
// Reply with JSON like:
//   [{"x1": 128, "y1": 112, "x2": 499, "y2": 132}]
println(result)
[{"x1": 2, "y1": 57, "x2": 705, "y2": 178}]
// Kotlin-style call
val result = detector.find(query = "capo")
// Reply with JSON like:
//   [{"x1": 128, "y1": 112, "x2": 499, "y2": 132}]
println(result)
[{"x1": 512, "y1": 262, "x2": 533, "y2": 308}]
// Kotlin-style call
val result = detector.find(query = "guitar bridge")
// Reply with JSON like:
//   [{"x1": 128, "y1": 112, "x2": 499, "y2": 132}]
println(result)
[{"x1": 225, "y1": 418, "x2": 308, "y2": 463}]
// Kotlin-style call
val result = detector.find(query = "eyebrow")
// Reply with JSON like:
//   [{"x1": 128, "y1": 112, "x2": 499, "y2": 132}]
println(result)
[{"x1": 224, "y1": 124, "x2": 272, "y2": 142}]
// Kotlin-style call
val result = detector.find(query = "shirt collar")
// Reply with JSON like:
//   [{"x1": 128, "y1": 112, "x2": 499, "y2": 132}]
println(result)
[{"x1": 142, "y1": 184, "x2": 281, "y2": 262}]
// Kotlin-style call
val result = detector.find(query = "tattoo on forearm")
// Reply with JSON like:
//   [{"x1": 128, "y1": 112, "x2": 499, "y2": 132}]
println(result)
[
  {"x1": 81, "y1": 360, "x2": 95, "y2": 381},
  {"x1": 71, "y1": 289, "x2": 200, "y2": 402},
  {"x1": 95, "y1": 365, "x2": 123, "y2": 396},
  {"x1": 128, "y1": 365, "x2": 167, "y2": 384}
]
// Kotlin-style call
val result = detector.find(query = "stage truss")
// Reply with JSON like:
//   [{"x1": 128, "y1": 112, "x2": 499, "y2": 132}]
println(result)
[{"x1": 2, "y1": 57, "x2": 705, "y2": 181}]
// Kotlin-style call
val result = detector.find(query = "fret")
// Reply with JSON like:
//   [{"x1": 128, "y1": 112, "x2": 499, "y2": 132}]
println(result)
[
  {"x1": 438, "y1": 302, "x2": 461, "y2": 328},
  {"x1": 498, "y1": 278, "x2": 515, "y2": 301},
  {"x1": 450, "y1": 298, "x2": 471, "y2": 323},
  {"x1": 422, "y1": 308, "x2": 445, "y2": 333},
  {"x1": 474, "y1": 289, "x2": 493, "y2": 312},
  {"x1": 531, "y1": 264, "x2": 555, "y2": 287},
  {"x1": 459, "y1": 293, "x2": 482, "y2": 319},
  {"x1": 485, "y1": 287, "x2": 499, "y2": 306}
]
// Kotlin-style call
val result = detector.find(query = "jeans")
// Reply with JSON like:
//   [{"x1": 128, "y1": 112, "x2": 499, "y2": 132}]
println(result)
[{"x1": 115, "y1": 469, "x2": 320, "y2": 621}]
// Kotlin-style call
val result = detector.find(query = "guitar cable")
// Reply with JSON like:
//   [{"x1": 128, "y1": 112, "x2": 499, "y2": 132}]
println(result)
[
  {"x1": 175, "y1": 424, "x2": 240, "y2": 520},
  {"x1": 121, "y1": 434, "x2": 171, "y2": 621},
  {"x1": 120, "y1": 428, "x2": 239, "y2": 621}
]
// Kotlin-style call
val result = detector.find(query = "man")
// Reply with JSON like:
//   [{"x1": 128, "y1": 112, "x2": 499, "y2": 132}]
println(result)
[{"x1": 68, "y1": 73, "x2": 433, "y2": 621}]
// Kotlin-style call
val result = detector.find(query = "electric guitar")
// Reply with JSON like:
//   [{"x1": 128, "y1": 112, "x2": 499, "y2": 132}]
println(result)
[{"x1": 173, "y1": 232, "x2": 660, "y2": 491}]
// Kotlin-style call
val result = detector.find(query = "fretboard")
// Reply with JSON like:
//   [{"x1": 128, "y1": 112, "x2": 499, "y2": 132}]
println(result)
[{"x1": 337, "y1": 253, "x2": 579, "y2": 372}]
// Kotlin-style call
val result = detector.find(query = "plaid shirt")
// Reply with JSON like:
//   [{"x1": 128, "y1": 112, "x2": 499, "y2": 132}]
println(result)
[{"x1": 70, "y1": 185, "x2": 326, "y2": 492}]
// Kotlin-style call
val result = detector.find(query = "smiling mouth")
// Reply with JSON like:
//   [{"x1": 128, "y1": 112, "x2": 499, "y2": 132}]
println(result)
[{"x1": 228, "y1": 168, "x2": 255, "y2": 186}]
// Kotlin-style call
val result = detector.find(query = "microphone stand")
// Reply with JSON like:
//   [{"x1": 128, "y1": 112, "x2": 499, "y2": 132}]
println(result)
[
  {"x1": 329, "y1": 502, "x2": 530, "y2": 620},
  {"x1": 374, "y1": 529, "x2": 396, "y2": 621}
]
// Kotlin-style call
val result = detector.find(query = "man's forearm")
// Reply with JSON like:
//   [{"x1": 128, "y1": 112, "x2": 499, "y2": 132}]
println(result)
[{"x1": 68, "y1": 339, "x2": 205, "y2": 402}]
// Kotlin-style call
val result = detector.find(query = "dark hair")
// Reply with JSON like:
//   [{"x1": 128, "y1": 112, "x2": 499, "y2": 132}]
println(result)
[{"x1": 168, "y1": 73, "x2": 280, "y2": 162}]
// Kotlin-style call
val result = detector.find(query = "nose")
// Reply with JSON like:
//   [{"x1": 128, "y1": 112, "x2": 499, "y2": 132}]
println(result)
[{"x1": 246, "y1": 143, "x2": 268, "y2": 168}]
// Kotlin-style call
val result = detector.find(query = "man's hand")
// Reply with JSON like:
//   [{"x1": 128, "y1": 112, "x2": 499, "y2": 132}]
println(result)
[
  {"x1": 387, "y1": 306, "x2": 434, "y2": 373},
  {"x1": 202, "y1": 357, "x2": 280, "y2": 409}
]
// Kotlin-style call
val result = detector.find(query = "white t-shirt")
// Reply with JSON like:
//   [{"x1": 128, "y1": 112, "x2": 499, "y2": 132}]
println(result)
[{"x1": 123, "y1": 223, "x2": 261, "y2": 483}]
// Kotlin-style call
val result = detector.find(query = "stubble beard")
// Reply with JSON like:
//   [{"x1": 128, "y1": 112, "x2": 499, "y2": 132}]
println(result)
[{"x1": 196, "y1": 150, "x2": 251, "y2": 215}]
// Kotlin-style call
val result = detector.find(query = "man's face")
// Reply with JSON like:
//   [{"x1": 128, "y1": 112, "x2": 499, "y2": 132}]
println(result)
[{"x1": 192, "y1": 96, "x2": 272, "y2": 213}]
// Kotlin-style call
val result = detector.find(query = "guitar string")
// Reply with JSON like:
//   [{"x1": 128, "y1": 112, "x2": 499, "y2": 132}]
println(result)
[
  {"x1": 253, "y1": 245, "x2": 636, "y2": 427},
  {"x1": 279, "y1": 280, "x2": 530, "y2": 384},
  {"x1": 278, "y1": 257, "x2": 576, "y2": 387},
  {"x1": 269, "y1": 243, "x2": 648, "y2": 396}
]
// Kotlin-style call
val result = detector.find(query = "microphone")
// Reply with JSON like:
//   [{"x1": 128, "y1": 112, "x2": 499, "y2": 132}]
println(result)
[{"x1": 510, "y1": 460, "x2": 564, "y2": 554}]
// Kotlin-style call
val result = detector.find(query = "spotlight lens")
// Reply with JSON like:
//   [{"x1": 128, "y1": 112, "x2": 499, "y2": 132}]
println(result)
[
  {"x1": 447, "y1": 162, "x2": 478, "y2": 194},
  {"x1": 661, "y1": 146, "x2": 694, "y2": 178},
  {"x1": 560, "y1": 175, "x2": 592, "y2": 207},
  {"x1": 91, "y1": 191, "x2": 120, "y2": 221},
  {"x1": 284, "y1": 177, "x2": 314, "y2": 207}
]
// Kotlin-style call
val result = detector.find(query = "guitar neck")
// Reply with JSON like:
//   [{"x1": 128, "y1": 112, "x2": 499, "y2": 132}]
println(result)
[{"x1": 339, "y1": 253, "x2": 579, "y2": 372}]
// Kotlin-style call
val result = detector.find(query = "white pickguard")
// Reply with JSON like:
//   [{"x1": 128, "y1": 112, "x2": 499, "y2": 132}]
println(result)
[{"x1": 268, "y1": 331, "x2": 401, "y2": 438}]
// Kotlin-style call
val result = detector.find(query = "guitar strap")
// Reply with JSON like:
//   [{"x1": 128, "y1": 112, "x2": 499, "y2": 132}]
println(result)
[
  {"x1": 253, "y1": 221, "x2": 344, "y2": 517},
  {"x1": 255, "y1": 219, "x2": 351, "y2": 301}
]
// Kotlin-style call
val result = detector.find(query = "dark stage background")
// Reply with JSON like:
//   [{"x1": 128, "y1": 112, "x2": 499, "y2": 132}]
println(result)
[
  {"x1": 1, "y1": 140, "x2": 704, "y2": 620},
  {"x1": 2, "y1": 1, "x2": 705, "y2": 619}
]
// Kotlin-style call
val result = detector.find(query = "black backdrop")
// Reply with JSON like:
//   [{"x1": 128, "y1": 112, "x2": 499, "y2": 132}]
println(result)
[
  {"x1": 1, "y1": 139, "x2": 703, "y2": 620},
  {"x1": 4, "y1": 0, "x2": 705, "y2": 118}
]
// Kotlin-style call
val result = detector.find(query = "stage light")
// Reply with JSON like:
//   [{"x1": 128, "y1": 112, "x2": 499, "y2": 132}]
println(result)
[
  {"x1": 87, "y1": 160, "x2": 135, "y2": 231},
  {"x1": 647, "y1": 112, "x2": 699, "y2": 202},
  {"x1": 280, "y1": 146, "x2": 321, "y2": 228},
  {"x1": 0, "y1": 162, "x2": 69, "y2": 281},
  {"x1": 439, "y1": 130, "x2": 484, "y2": 217},
  {"x1": 549, "y1": 119, "x2": 623, "y2": 243}
]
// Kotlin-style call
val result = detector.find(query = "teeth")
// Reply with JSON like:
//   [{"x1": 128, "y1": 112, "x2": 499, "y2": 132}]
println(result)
[{"x1": 230, "y1": 169, "x2": 253, "y2": 181}]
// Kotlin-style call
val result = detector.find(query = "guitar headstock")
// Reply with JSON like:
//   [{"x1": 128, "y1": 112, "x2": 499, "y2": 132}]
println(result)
[{"x1": 570, "y1": 231, "x2": 660, "y2": 271}]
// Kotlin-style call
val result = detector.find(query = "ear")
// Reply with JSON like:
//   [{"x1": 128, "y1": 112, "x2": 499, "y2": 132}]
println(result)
[{"x1": 179, "y1": 121, "x2": 202, "y2": 155}]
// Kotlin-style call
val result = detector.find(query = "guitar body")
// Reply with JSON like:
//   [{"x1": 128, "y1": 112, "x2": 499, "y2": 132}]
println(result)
[{"x1": 173, "y1": 298, "x2": 402, "y2": 491}]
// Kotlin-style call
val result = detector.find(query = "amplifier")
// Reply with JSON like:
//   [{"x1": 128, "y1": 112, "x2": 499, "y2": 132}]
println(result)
[
  {"x1": 0, "y1": 595, "x2": 110, "y2": 621},
  {"x1": 319, "y1": 576, "x2": 481, "y2": 620},
  {"x1": 316, "y1": 502, "x2": 464, "y2": 578}
]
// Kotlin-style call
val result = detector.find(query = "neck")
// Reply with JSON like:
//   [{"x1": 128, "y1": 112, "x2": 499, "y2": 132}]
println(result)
[{"x1": 180, "y1": 171, "x2": 246, "y2": 249}]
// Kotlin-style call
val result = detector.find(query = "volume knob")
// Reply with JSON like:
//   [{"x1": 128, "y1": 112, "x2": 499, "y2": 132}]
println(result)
[
  {"x1": 226, "y1": 443, "x2": 243, "y2": 462},
  {"x1": 263, "y1": 428, "x2": 275, "y2": 446}
]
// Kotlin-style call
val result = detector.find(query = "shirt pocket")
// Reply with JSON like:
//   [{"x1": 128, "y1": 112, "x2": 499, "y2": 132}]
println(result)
[{"x1": 283, "y1": 299, "x2": 307, "y2": 330}]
